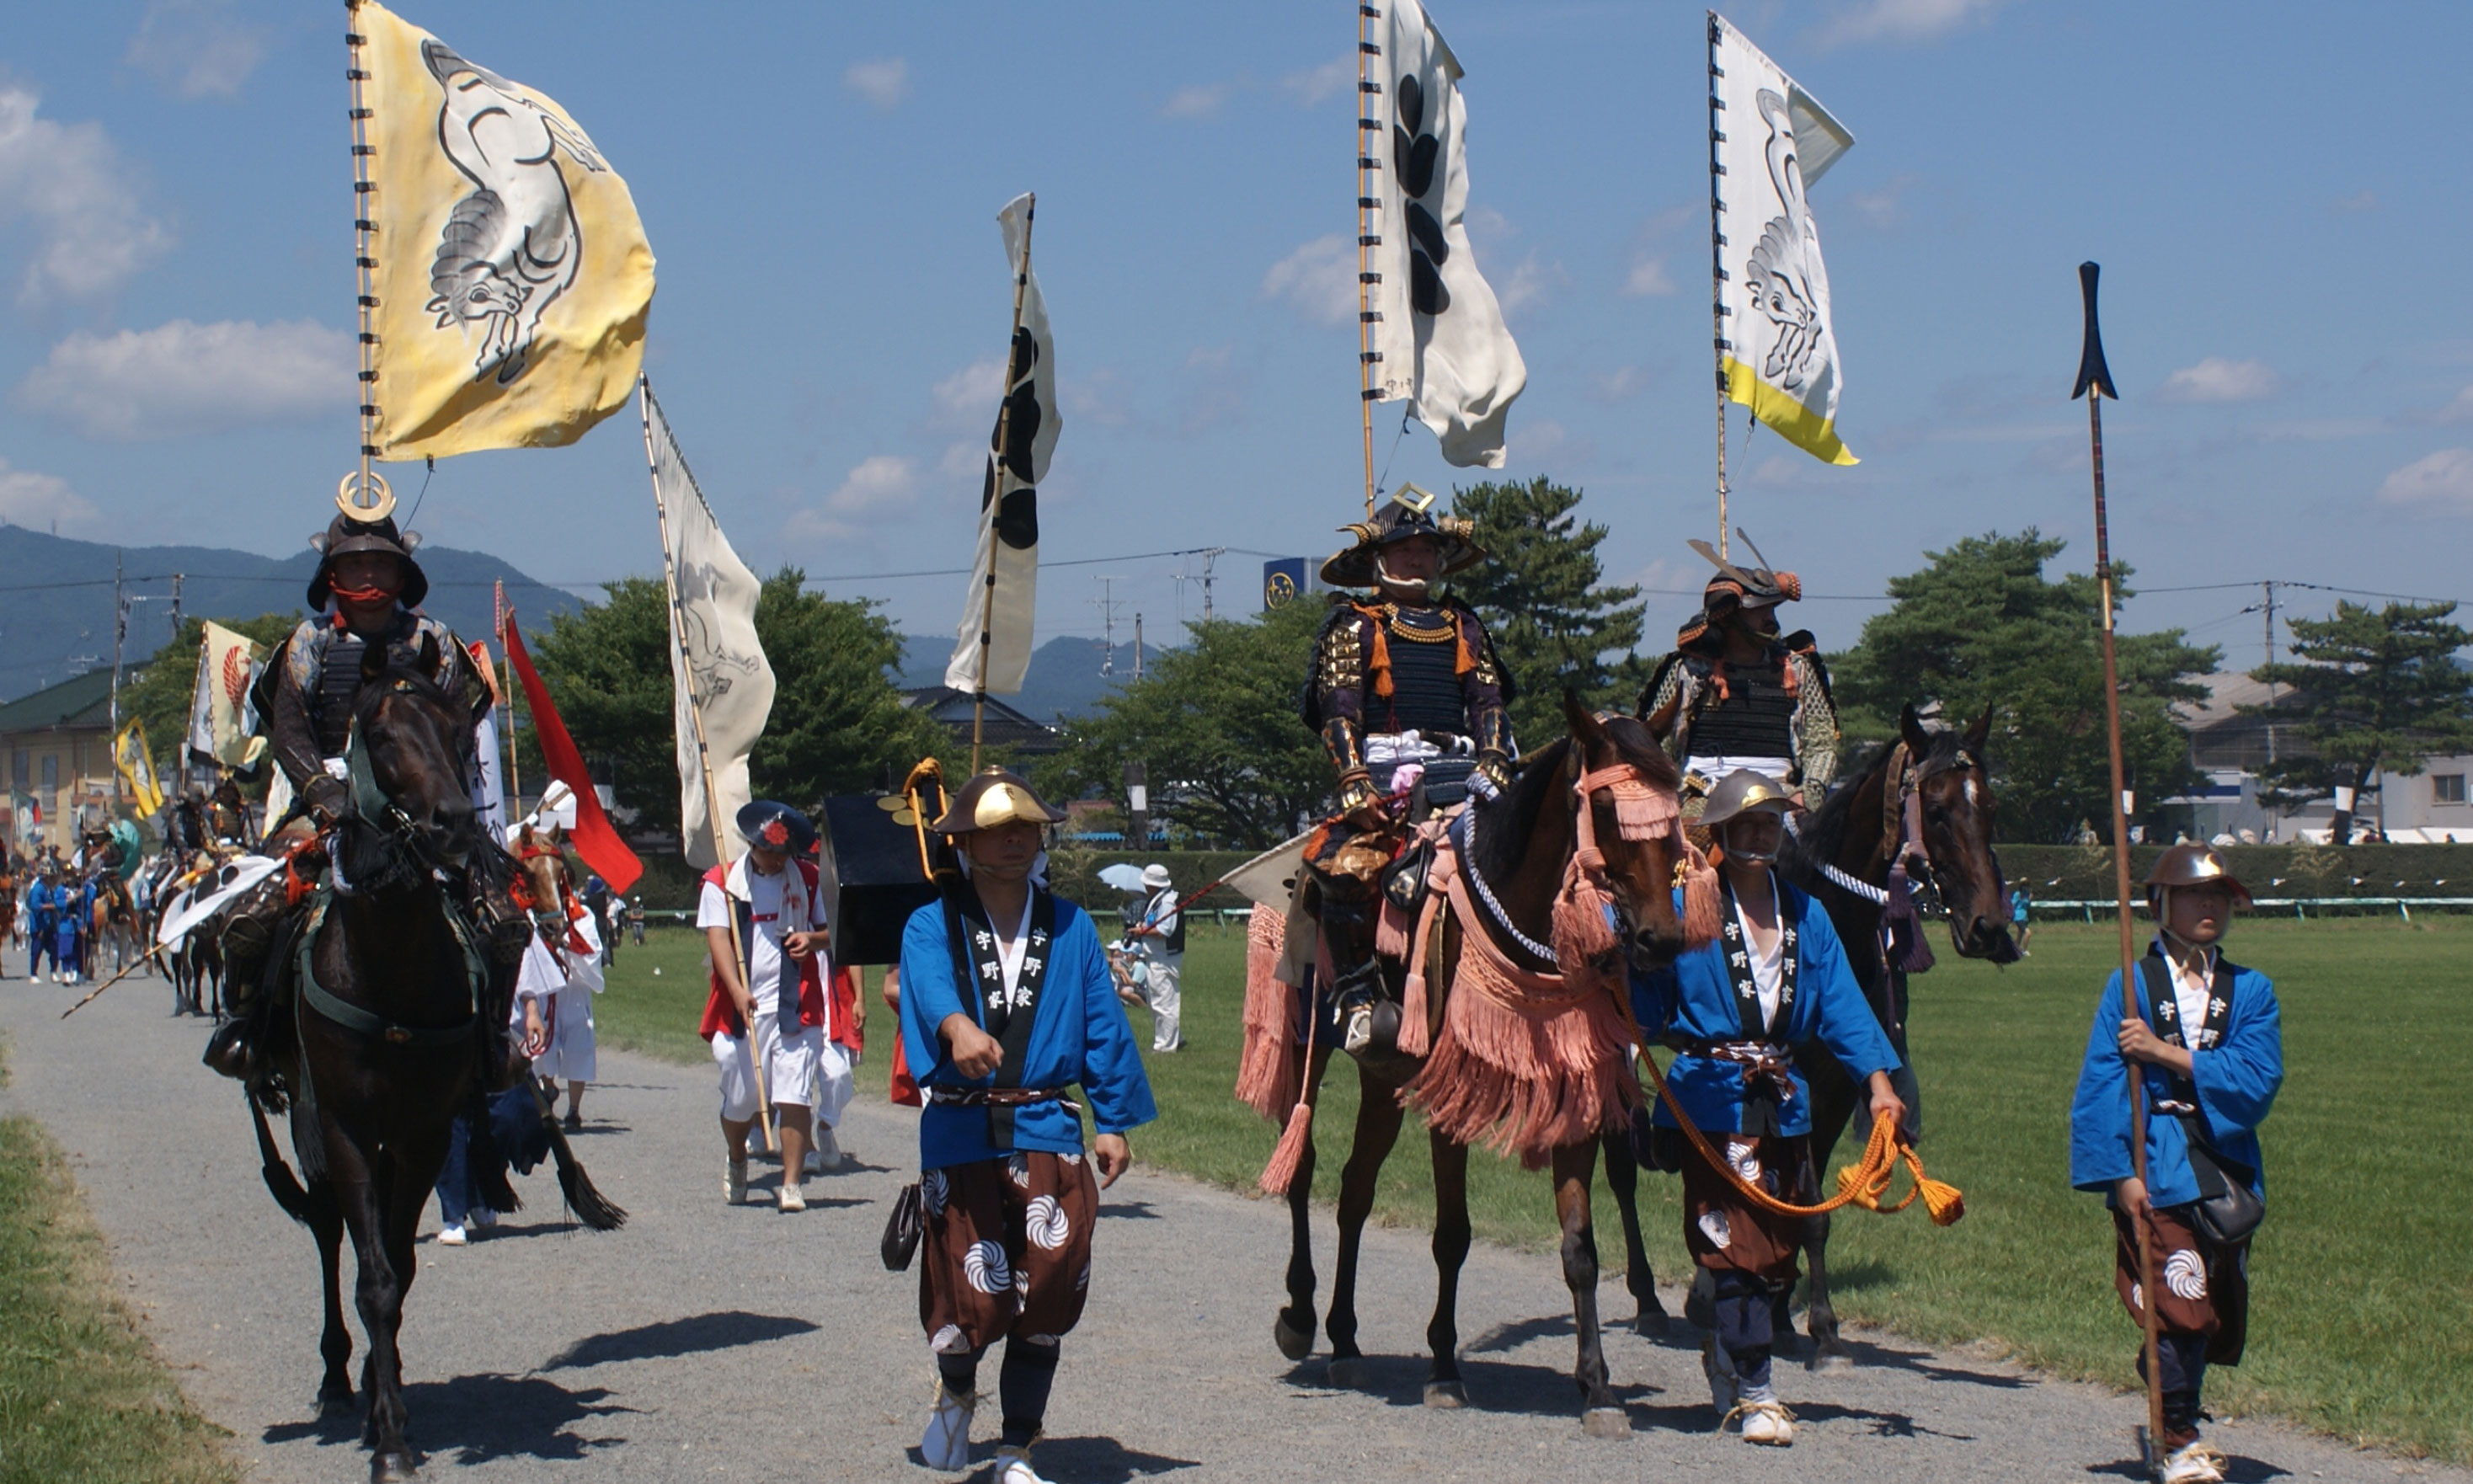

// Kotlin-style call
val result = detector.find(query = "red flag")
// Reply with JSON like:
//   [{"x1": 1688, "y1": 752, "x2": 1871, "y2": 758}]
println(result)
[{"x1": 503, "y1": 611, "x2": 642, "y2": 894}]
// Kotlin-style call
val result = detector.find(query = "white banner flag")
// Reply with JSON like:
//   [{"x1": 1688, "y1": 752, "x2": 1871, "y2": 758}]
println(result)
[
  {"x1": 643, "y1": 380, "x2": 776, "y2": 867},
  {"x1": 947, "y1": 193, "x2": 1060, "y2": 697},
  {"x1": 1712, "y1": 13, "x2": 1857, "y2": 466},
  {"x1": 1367, "y1": 0, "x2": 1526, "y2": 469}
]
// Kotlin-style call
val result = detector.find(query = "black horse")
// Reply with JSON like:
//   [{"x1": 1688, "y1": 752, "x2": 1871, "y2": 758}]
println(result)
[
  {"x1": 1774, "y1": 703, "x2": 2016, "y2": 1366},
  {"x1": 245, "y1": 635, "x2": 621, "y2": 1481}
]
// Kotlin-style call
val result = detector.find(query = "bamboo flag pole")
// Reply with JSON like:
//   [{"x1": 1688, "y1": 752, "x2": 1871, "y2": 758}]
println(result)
[
  {"x1": 1707, "y1": 13, "x2": 1731, "y2": 562},
  {"x1": 2074, "y1": 261, "x2": 2163, "y2": 1477},
  {"x1": 642, "y1": 379, "x2": 772, "y2": 1156},
  {"x1": 971, "y1": 193, "x2": 1038, "y2": 772},
  {"x1": 1357, "y1": 3, "x2": 1381, "y2": 519}
]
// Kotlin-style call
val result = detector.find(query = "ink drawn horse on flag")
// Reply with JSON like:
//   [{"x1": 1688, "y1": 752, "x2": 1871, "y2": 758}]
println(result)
[{"x1": 419, "y1": 39, "x2": 608, "y2": 387}]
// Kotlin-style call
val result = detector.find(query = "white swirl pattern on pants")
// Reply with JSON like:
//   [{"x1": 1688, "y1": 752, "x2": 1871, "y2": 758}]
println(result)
[
  {"x1": 1025, "y1": 1193, "x2": 1071, "y2": 1251},
  {"x1": 2165, "y1": 1247, "x2": 2208, "y2": 1300},
  {"x1": 964, "y1": 1239, "x2": 1012, "y2": 1294},
  {"x1": 921, "y1": 1169, "x2": 949, "y2": 1218}
]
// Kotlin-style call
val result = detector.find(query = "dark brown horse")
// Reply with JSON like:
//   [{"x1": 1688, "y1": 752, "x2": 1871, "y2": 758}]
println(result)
[
  {"x1": 246, "y1": 635, "x2": 620, "y2": 1481},
  {"x1": 1274, "y1": 697, "x2": 1704, "y2": 1433},
  {"x1": 1773, "y1": 703, "x2": 2015, "y2": 1366}
]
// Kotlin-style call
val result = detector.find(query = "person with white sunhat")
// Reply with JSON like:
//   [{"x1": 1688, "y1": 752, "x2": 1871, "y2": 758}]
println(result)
[{"x1": 1124, "y1": 862, "x2": 1184, "y2": 1053}]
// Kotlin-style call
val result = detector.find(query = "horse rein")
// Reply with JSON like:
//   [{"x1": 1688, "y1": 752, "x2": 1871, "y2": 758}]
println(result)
[{"x1": 1456, "y1": 755, "x2": 1682, "y2": 968}]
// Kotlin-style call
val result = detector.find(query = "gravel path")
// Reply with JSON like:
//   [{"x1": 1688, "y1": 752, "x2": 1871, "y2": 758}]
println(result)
[{"x1": 3, "y1": 974, "x2": 2460, "y2": 1484}]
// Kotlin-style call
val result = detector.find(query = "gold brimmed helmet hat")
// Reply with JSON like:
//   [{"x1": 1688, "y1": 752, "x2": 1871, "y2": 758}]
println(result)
[
  {"x1": 1318, "y1": 484, "x2": 1486, "y2": 590},
  {"x1": 1699, "y1": 769, "x2": 1795, "y2": 830},
  {"x1": 2143, "y1": 842, "x2": 2251, "y2": 909},
  {"x1": 931, "y1": 769, "x2": 1069, "y2": 835}
]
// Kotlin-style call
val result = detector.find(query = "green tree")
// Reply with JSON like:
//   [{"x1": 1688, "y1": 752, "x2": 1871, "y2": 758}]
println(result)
[
  {"x1": 119, "y1": 613, "x2": 302, "y2": 792},
  {"x1": 1037, "y1": 601, "x2": 1330, "y2": 849},
  {"x1": 523, "y1": 570, "x2": 945, "y2": 843},
  {"x1": 1832, "y1": 531, "x2": 2218, "y2": 843},
  {"x1": 2245, "y1": 600, "x2": 2473, "y2": 842},
  {"x1": 1447, "y1": 477, "x2": 1648, "y2": 745}
]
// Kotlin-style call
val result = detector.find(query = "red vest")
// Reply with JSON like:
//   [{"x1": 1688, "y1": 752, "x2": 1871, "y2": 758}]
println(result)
[{"x1": 697, "y1": 858, "x2": 835, "y2": 1043}]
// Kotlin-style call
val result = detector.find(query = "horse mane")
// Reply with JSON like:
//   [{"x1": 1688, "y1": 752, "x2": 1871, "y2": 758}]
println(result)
[
  {"x1": 1466, "y1": 715, "x2": 1681, "y2": 883},
  {"x1": 1789, "y1": 718, "x2": 1962, "y2": 876},
  {"x1": 1470, "y1": 736, "x2": 1568, "y2": 885}
]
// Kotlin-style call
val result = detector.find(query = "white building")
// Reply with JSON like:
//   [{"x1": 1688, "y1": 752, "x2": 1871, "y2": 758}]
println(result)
[{"x1": 2166, "y1": 673, "x2": 2473, "y2": 843}]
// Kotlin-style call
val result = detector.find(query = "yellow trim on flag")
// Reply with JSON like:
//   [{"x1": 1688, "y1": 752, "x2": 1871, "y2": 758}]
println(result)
[{"x1": 1723, "y1": 357, "x2": 1858, "y2": 467}]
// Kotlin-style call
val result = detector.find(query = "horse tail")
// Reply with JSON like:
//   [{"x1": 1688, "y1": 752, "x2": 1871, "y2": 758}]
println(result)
[
  {"x1": 541, "y1": 1114, "x2": 626, "y2": 1231},
  {"x1": 248, "y1": 1095, "x2": 314, "y2": 1225}
]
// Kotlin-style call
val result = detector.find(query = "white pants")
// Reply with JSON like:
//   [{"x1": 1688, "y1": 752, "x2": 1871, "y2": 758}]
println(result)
[
  {"x1": 713, "y1": 1012, "x2": 823, "y2": 1120},
  {"x1": 812, "y1": 1038, "x2": 854, "y2": 1130},
  {"x1": 1137, "y1": 952, "x2": 1183, "y2": 1051},
  {"x1": 531, "y1": 977, "x2": 597, "y2": 1083}
]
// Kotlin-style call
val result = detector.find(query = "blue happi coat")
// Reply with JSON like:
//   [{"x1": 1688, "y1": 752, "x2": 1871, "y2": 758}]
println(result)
[
  {"x1": 899, "y1": 889, "x2": 1157, "y2": 1172},
  {"x1": 2069, "y1": 945, "x2": 2281, "y2": 1209},
  {"x1": 1627, "y1": 875, "x2": 1899, "y2": 1137}
]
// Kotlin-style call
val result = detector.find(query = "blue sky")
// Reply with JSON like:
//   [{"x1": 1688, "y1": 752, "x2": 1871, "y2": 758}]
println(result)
[{"x1": 4, "y1": 0, "x2": 2470, "y2": 682}]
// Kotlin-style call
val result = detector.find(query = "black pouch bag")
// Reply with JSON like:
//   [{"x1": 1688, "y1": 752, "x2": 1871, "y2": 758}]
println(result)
[{"x1": 880, "y1": 1182, "x2": 924, "y2": 1271}]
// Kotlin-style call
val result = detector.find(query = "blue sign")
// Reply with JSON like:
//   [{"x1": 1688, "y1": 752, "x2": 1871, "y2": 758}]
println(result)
[{"x1": 1262, "y1": 558, "x2": 1307, "y2": 611}]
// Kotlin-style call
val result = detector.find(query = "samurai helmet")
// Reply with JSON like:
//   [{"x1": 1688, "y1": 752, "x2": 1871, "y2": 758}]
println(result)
[
  {"x1": 2143, "y1": 843, "x2": 2251, "y2": 910},
  {"x1": 1674, "y1": 529, "x2": 1800, "y2": 651},
  {"x1": 1698, "y1": 769, "x2": 1794, "y2": 829},
  {"x1": 1318, "y1": 484, "x2": 1486, "y2": 590},
  {"x1": 307, "y1": 510, "x2": 428, "y2": 611}
]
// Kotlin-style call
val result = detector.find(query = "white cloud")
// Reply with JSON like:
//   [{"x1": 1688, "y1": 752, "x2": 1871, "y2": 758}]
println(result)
[
  {"x1": 1496, "y1": 251, "x2": 1568, "y2": 316},
  {"x1": 1280, "y1": 56, "x2": 1355, "y2": 106},
  {"x1": 0, "y1": 459, "x2": 99, "y2": 532},
  {"x1": 1260, "y1": 234, "x2": 1356, "y2": 328},
  {"x1": 1843, "y1": 173, "x2": 1920, "y2": 229},
  {"x1": 2327, "y1": 189, "x2": 2378, "y2": 215},
  {"x1": 789, "y1": 454, "x2": 920, "y2": 542},
  {"x1": 125, "y1": 0, "x2": 266, "y2": 101},
  {"x1": 0, "y1": 85, "x2": 172, "y2": 303},
  {"x1": 1588, "y1": 365, "x2": 1655, "y2": 404},
  {"x1": 1812, "y1": 0, "x2": 2001, "y2": 48},
  {"x1": 15, "y1": 318, "x2": 352, "y2": 440},
  {"x1": 1623, "y1": 255, "x2": 1676, "y2": 297},
  {"x1": 2378, "y1": 448, "x2": 2473, "y2": 512},
  {"x1": 1161, "y1": 83, "x2": 1233, "y2": 120},
  {"x1": 2430, "y1": 386, "x2": 2473, "y2": 424},
  {"x1": 843, "y1": 57, "x2": 910, "y2": 113},
  {"x1": 932, "y1": 355, "x2": 1006, "y2": 430},
  {"x1": 2157, "y1": 357, "x2": 2283, "y2": 405}
]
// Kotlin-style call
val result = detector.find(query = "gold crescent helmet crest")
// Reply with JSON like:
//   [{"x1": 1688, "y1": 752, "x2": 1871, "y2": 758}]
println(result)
[{"x1": 336, "y1": 470, "x2": 398, "y2": 523}]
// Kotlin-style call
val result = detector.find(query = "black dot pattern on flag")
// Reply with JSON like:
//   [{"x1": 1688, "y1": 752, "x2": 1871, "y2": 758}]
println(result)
[
  {"x1": 1391, "y1": 73, "x2": 1450, "y2": 318},
  {"x1": 983, "y1": 324, "x2": 1043, "y2": 550}
]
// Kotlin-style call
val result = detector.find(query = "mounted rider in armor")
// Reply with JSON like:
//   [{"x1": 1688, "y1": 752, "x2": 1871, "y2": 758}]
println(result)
[
  {"x1": 1299, "y1": 487, "x2": 1516, "y2": 1060},
  {"x1": 202, "y1": 510, "x2": 529, "y2": 1087},
  {"x1": 1637, "y1": 533, "x2": 1839, "y2": 819}
]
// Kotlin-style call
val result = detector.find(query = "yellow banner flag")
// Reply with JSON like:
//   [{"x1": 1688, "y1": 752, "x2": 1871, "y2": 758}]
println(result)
[
  {"x1": 358, "y1": 0, "x2": 654, "y2": 458},
  {"x1": 115, "y1": 720, "x2": 166, "y2": 817}
]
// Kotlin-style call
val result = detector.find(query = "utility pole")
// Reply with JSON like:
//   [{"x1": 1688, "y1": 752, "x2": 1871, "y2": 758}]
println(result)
[
  {"x1": 1090, "y1": 576, "x2": 1127, "y2": 675},
  {"x1": 2261, "y1": 579, "x2": 2279, "y2": 766},
  {"x1": 1132, "y1": 613, "x2": 1144, "y2": 681},
  {"x1": 110, "y1": 551, "x2": 124, "y2": 734},
  {"x1": 1124, "y1": 760, "x2": 1147, "y2": 854}
]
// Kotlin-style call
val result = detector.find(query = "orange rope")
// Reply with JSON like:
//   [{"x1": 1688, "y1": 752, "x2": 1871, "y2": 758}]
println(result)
[{"x1": 1625, "y1": 1014, "x2": 1964, "y2": 1225}]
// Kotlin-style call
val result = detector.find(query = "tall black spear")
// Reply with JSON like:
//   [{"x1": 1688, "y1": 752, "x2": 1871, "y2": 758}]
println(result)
[{"x1": 2074, "y1": 260, "x2": 2162, "y2": 1477}]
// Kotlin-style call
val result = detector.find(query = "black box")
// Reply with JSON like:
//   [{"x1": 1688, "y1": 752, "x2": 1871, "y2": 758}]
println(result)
[{"x1": 818, "y1": 794, "x2": 942, "y2": 967}]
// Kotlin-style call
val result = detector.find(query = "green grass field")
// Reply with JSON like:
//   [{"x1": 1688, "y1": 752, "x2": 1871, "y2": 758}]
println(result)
[
  {"x1": 596, "y1": 915, "x2": 2472, "y2": 1462},
  {"x1": 0, "y1": 1042, "x2": 236, "y2": 1483}
]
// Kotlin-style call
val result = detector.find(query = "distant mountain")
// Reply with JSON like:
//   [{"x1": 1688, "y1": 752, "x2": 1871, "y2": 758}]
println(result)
[
  {"x1": 0, "y1": 524, "x2": 577, "y2": 701},
  {"x1": 896, "y1": 633, "x2": 1151, "y2": 724}
]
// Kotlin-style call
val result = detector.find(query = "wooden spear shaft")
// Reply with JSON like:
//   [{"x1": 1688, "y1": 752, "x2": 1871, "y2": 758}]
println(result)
[
  {"x1": 2075, "y1": 260, "x2": 2164, "y2": 1476},
  {"x1": 972, "y1": 194, "x2": 1038, "y2": 772}
]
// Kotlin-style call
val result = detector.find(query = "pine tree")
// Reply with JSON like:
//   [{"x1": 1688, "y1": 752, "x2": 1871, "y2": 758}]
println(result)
[
  {"x1": 2245, "y1": 600, "x2": 2473, "y2": 842},
  {"x1": 1446, "y1": 478, "x2": 1648, "y2": 747}
]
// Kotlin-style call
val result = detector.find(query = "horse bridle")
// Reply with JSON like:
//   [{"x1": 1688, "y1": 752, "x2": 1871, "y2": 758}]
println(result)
[
  {"x1": 1885, "y1": 739, "x2": 1989, "y2": 914},
  {"x1": 337, "y1": 677, "x2": 471, "y2": 888},
  {"x1": 1456, "y1": 751, "x2": 1680, "y2": 967}
]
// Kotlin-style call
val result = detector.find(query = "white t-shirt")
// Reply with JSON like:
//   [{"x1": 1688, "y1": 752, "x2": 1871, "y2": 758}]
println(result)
[
  {"x1": 697, "y1": 865, "x2": 824, "y2": 1017},
  {"x1": 2156, "y1": 937, "x2": 2216, "y2": 1045}
]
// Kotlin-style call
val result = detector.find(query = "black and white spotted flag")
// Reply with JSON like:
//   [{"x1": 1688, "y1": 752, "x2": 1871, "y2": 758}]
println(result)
[
  {"x1": 947, "y1": 193, "x2": 1060, "y2": 696},
  {"x1": 1367, "y1": 0, "x2": 1526, "y2": 468}
]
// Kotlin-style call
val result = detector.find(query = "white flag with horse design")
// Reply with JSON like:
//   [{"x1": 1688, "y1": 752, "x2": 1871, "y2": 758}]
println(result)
[
  {"x1": 356, "y1": 0, "x2": 655, "y2": 458},
  {"x1": 644, "y1": 382, "x2": 775, "y2": 867},
  {"x1": 1367, "y1": 0, "x2": 1526, "y2": 468},
  {"x1": 1712, "y1": 13, "x2": 1857, "y2": 466},
  {"x1": 945, "y1": 194, "x2": 1060, "y2": 697}
]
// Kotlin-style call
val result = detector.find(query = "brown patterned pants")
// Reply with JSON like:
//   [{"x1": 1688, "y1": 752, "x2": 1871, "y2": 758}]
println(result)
[{"x1": 919, "y1": 1150, "x2": 1100, "y2": 1354}]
